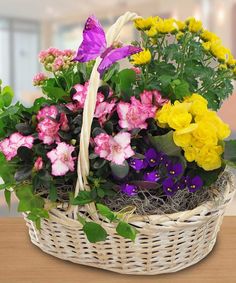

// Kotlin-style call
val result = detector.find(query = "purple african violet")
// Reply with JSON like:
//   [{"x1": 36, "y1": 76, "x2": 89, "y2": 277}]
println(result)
[
  {"x1": 143, "y1": 170, "x2": 160, "y2": 182},
  {"x1": 120, "y1": 184, "x2": 138, "y2": 196}
]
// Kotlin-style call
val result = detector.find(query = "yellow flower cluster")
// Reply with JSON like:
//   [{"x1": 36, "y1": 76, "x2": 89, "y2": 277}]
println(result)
[
  {"x1": 185, "y1": 17, "x2": 203, "y2": 33},
  {"x1": 200, "y1": 29, "x2": 236, "y2": 65},
  {"x1": 155, "y1": 94, "x2": 231, "y2": 171},
  {"x1": 134, "y1": 16, "x2": 185, "y2": 37},
  {"x1": 130, "y1": 49, "x2": 151, "y2": 65}
]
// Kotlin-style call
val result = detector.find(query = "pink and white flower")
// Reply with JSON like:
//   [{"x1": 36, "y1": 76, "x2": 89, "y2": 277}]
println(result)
[
  {"x1": 94, "y1": 100, "x2": 116, "y2": 126},
  {"x1": 117, "y1": 97, "x2": 154, "y2": 130},
  {"x1": 73, "y1": 82, "x2": 105, "y2": 109},
  {"x1": 37, "y1": 118, "x2": 60, "y2": 145},
  {"x1": 94, "y1": 132, "x2": 134, "y2": 165},
  {"x1": 140, "y1": 90, "x2": 169, "y2": 108},
  {"x1": 47, "y1": 142, "x2": 75, "y2": 176},
  {"x1": 0, "y1": 133, "x2": 34, "y2": 161},
  {"x1": 59, "y1": 112, "x2": 69, "y2": 131},
  {"x1": 34, "y1": 157, "x2": 43, "y2": 171},
  {"x1": 37, "y1": 105, "x2": 58, "y2": 121}
]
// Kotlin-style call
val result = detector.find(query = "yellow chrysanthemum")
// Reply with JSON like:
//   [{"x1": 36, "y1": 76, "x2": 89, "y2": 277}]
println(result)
[
  {"x1": 227, "y1": 53, "x2": 236, "y2": 66},
  {"x1": 155, "y1": 18, "x2": 178, "y2": 34},
  {"x1": 176, "y1": 31, "x2": 184, "y2": 41},
  {"x1": 175, "y1": 20, "x2": 186, "y2": 31},
  {"x1": 200, "y1": 30, "x2": 221, "y2": 43},
  {"x1": 195, "y1": 145, "x2": 223, "y2": 171},
  {"x1": 134, "y1": 16, "x2": 159, "y2": 30},
  {"x1": 130, "y1": 49, "x2": 151, "y2": 65},
  {"x1": 202, "y1": 41, "x2": 211, "y2": 51},
  {"x1": 186, "y1": 17, "x2": 203, "y2": 33},
  {"x1": 145, "y1": 26, "x2": 157, "y2": 37},
  {"x1": 210, "y1": 42, "x2": 231, "y2": 62}
]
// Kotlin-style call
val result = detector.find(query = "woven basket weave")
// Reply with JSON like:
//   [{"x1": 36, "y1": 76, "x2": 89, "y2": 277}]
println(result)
[{"x1": 24, "y1": 12, "x2": 236, "y2": 275}]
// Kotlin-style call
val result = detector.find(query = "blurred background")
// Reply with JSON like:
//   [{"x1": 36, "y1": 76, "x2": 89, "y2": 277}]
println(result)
[{"x1": 0, "y1": 0, "x2": 235, "y2": 216}]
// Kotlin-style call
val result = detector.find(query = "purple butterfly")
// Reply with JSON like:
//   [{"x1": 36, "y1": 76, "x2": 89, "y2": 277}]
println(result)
[{"x1": 73, "y1": 16, "x2": 142, "y2": 76}]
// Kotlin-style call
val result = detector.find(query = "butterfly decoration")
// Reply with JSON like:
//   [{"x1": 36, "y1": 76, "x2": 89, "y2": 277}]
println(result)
[{"x1": 73, "y1": 16, "x2": 142, "y2": 76}]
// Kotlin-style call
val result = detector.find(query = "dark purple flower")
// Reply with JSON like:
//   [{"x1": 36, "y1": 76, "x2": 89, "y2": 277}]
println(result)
[
  {"x1": 175, "y1": 177, "x2": 187, "y2": 190},
  {"x1": 129, "y1": 158, "x2": 148, "y2": 171},
  {"x1": 145, "y1": 148, "x2": 166, "y2": 167},
  {"x1": 121, "y1": 184, "x2": 138, "y2": 196},
  {"x1": 187, "y1": 176, "x2": 203, "y2": 193},
  {"x1": 143, "y1": 170, "x2": 160, "y2": 182},
  {"x1": 162, "y1": 178, "x2": 177, "y2": 196},
  {"x1": 167, "y1": 162, "x2": 183, "y2": 177}
]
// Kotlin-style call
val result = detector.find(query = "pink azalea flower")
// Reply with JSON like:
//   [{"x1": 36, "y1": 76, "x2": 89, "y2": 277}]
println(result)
[
  {"x1": 94, "y1": 132, "x2": 134, "y2": 165},
  {"x1": 0, "y1": 133, "x2": 34, "y2": 161},
  {"x1": 72, "y1": 81, "x2": 105, "y2": 109},
  {"x1": 65, "y1": 102, "x2": 80, "y2": 112},
  {"x1": 117, "y1": 97, "x2": 153, "y2": 130},
  {"x1": 37, "y1": 118, "x2": 60, "y2": 145},
  {"x1": 37, "y1": 105, "x2": 58, "y2": 121},
  {"x1": 47, "y1": 142, "x2": 75, "y2": 176},
  {"x1": 140, "y1": 90, "x2": 169, "y2": 108},
  {"x1": 59, "y1": 112, "x2": 69, "y2": 131},
  {"x1": 34, "y1": 157, "x2": 43, "y2": 171},
  {"x1": 94, "y1": 100, "x2": 116, "y2": 126}
]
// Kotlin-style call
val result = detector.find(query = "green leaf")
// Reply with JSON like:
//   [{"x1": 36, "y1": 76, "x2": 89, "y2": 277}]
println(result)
[
  {"x1": 42, "y1": 79, "x2": 67, "y2": 101},
  {"x1": 49, "y1": 184, "x2": 58, "y2": 202},
  {"x1": 17, "y1": 146, "x2": 33, "y2": 162},
  {"x1": 1, "y1": 86, "x2": 14, "y2": 107},
  {"x1": 70, "y1": 191, "x2": 95, "y2": 205},
  {"x1": 4, "y1": 190, "x2": 11, "y2": 209},
  {"x1": 110, "y1": 160, "x2": 129, "y2": 179},
  {"x1": 83, "y1": 222, "x2": 108, "y2": 243},
  {"x1": 172, "y1": 79, "x2": 190, "y2": 100},
  {"x1": 224, "y1": 140, "x2": 236, "y2": 165},
  {"x1": 14, "y1": 165, "x2": 32, "y2": 182},
  {"x1": 149, "y1": 131, "x2": 181, "y2": 156},
  {"x1": 116, "y1": 221, "x2": 138, "y2": 242},
  {"x1": 117, "y1": 69, "x2": 136, "y2": 100},
  {"x1": 96, "y1": 203, "x2": 117, "y2": 222},
  {"x1": 103, "y1": 63, "x2": 119, "y2": 82}
]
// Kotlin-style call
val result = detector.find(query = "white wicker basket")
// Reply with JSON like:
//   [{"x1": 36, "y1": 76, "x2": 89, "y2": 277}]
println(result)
[{"x1": 24, "y1": 12, "x2": 236, "y2": 275}]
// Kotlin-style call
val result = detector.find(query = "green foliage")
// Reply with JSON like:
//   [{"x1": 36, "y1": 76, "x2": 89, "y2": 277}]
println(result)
[
  {"x1": 110, "y1": 160, "x2": 129, "y2": 179},
  {"x1": 42, "y1": 78, "x2": 67, "y2": 101},
  {"x1": 149, "y1": 131, "x2": 181, "y2": 156},
  {"x1": 83, "y1": 222, "x2": 108, "y2": 243},
  {"x1": 70, "y1": 190, "x2": 95, "y2": 205},
  {"x1": 114, "y1": 69, "x2": 136, "y2": 101},
  {"x1": 116, "y1": 221, "x2": 138, "y2": 242},
  {"x1": 224, "y1": 140, "x2": 236, "y2": 167},
  {"x1": 0, "y1": 86, "x2": 14, "y2": 108},
  {"x1": 96, "y1": 203, "x2": 117, "y2": 222}
]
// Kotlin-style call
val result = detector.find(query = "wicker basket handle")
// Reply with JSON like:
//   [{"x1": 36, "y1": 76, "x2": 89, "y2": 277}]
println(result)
[{"x1": 73, "y1": 12, "x2": 139, "y2": 217}]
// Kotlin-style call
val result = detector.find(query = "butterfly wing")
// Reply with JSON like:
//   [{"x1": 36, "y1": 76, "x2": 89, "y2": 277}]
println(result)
[
  {"x1": 98, "y1": 46, "x2": 142, "y2": 75},
  {"x1": 73, "y1": 16, "x2": 107, "y2": 62}
]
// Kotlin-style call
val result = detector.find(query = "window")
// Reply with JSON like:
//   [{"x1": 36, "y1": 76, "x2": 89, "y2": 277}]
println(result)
[{"x1": 0, "y1": 18, "x2": 40, "y2": 102}]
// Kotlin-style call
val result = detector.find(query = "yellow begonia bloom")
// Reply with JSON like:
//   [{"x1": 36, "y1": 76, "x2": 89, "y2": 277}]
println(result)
[
  {"x1": 173, "y1": 131, "x2": 192, "y2": 147},
  {"x1": 202, "y1": 41, "x2": 211, "y2": 51},
  {"x1": 155, "y1": 102, "x2": 172, "y2": 125},
  {"x1": 192, "y1": 121, "x2": 218, "y2": 147},
  {"x1": 184, "y1": 93, "x2": 208, "y2": 116},
  {"x1": 184, "y1": 146, "x2": 198, "y2": 162},
  {"x1": 167, "y1": 102, "x2": 192, "y2": 130},
  {"x1": 131, "y1": 49, "x2": 151, "y2": 65},
  {"x1": 200, "y1": 30, "x2": 221, "y2": 43},
  {"x1": 134, "y1": 17, "x2": 158, "y2": 30},
  {"x1": 186, "y1": 18, "x2": 203, "y2": 33},
  {"x1": 195, "y1": 145, "x2": 223, "y2": 171}
]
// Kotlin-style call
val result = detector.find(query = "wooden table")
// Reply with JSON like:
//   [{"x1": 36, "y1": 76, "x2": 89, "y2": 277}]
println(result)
[{"x1": 0, "y1": 217, "x2": 236, "y2": 283}]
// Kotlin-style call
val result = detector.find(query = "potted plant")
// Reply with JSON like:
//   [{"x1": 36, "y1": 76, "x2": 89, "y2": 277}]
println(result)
[{"x1": 0, "y1": 12, "x2": 236, "y2": 275}]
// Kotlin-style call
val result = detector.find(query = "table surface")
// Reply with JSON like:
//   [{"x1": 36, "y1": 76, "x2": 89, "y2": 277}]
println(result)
[{"x1": 0, "y1": 217, "x2": 235, "y2": 283}]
